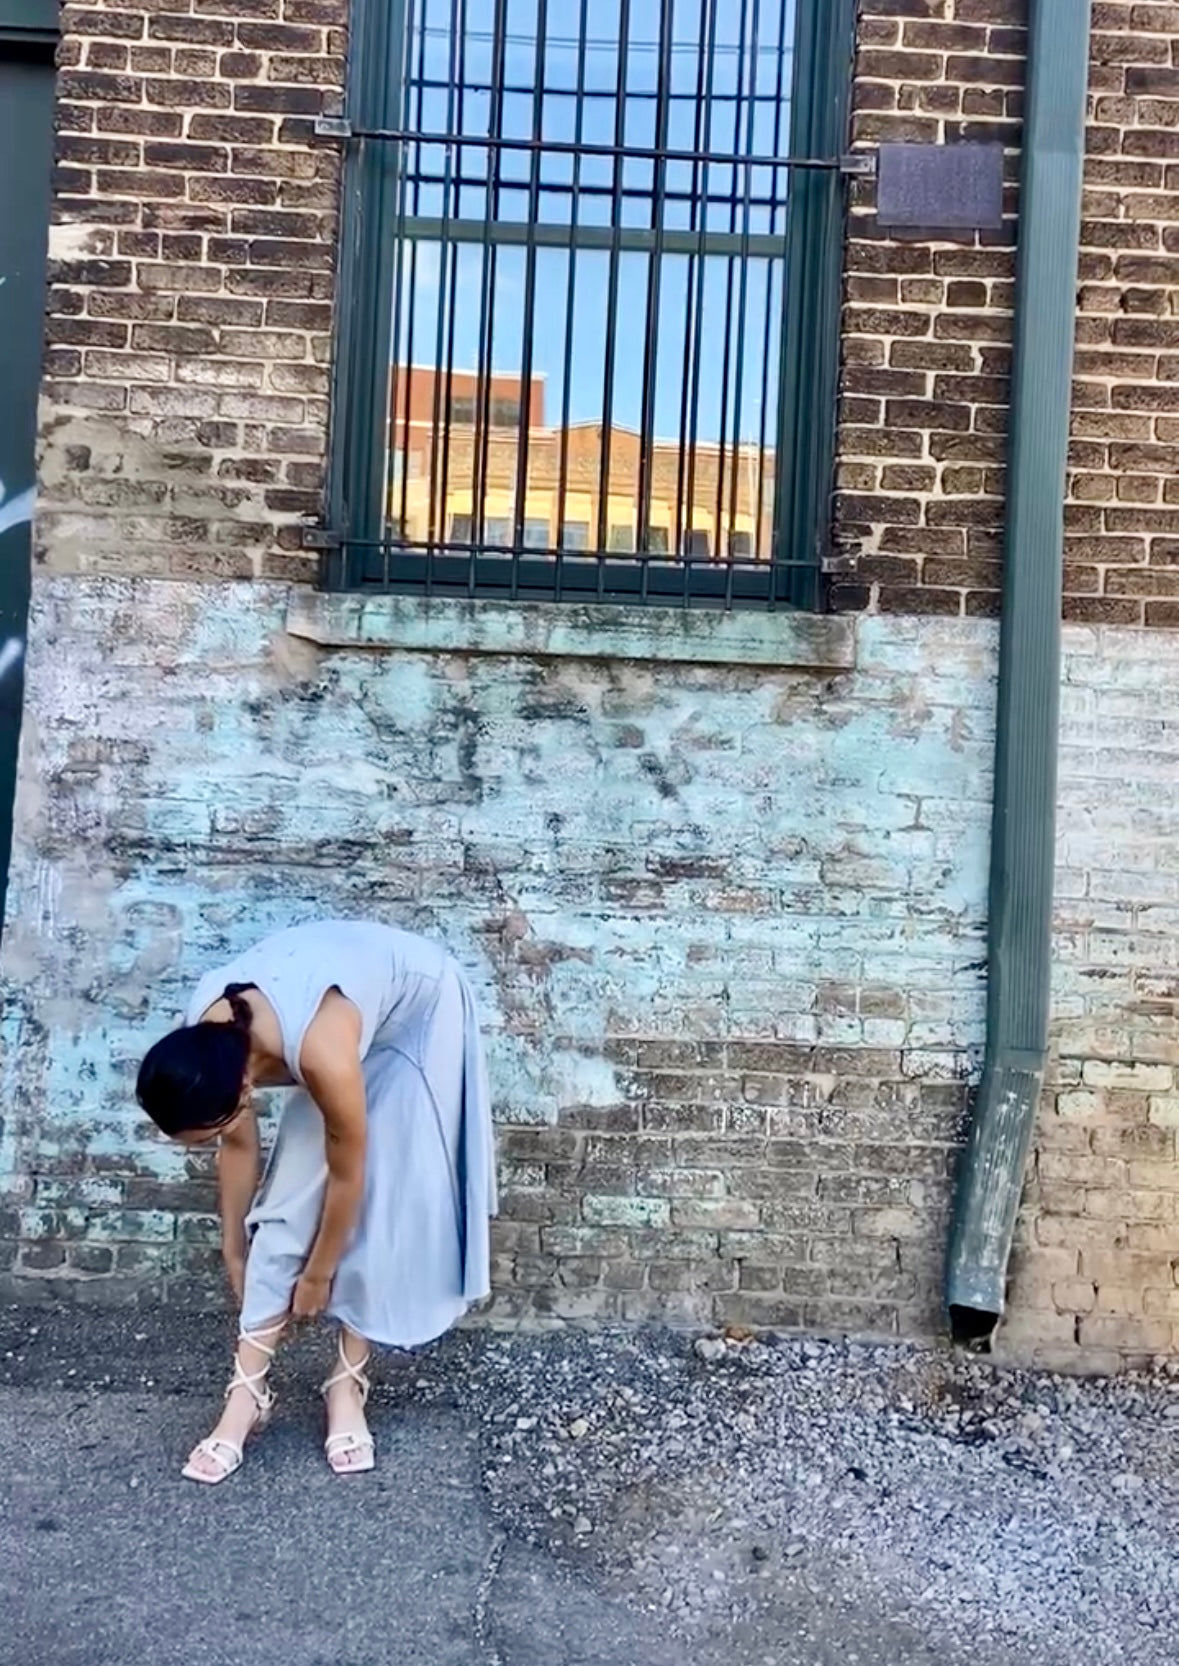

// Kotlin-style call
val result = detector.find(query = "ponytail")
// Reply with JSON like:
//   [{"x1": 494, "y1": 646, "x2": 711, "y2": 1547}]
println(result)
[{"x1": 223, "y1": 983, "x2": 255, "y2": 1034}]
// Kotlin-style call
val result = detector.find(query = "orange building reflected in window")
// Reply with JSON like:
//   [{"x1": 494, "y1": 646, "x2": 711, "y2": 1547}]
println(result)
[{"x1": 388, "y1": 366, "x2": 777, "y2": 565}]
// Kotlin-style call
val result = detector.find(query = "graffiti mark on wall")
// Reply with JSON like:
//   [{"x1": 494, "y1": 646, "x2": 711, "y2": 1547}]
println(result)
[
  {"x1": 0, "y1": 640, "x2": 23, "y2": 684},
  {"x1": 0, "y1": 479, "x2": 34, "y2": 540},
  {"x1": 0, "y1": 479, "x2": 32, "y2": 684}
]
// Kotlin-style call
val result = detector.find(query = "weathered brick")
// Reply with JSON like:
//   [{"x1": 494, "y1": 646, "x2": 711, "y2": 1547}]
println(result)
[
  {"x1": 1084, "y1": 1060, "x2": 1173, "y2": 1091},
  {"x1": 37, "y1": 0, "x2": 343, "y2": 585},
  {"x1": 583, "y1": 1196, "x2": 670, "y2": 1230},
  {"x1": 712, "y1": 1295, "x2": 805, "y2": 1330},
  {"x1": 2, "y1": 0, "x2": 1174, "y2": 1376},
  {"x1": 834, "y1": 8, "x2": 1179, "y2": 622}
]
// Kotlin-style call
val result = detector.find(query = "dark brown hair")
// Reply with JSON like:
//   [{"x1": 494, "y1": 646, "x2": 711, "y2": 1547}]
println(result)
[{"x1": 135, "y1": 984, "x2": 255, "y2": 1138}]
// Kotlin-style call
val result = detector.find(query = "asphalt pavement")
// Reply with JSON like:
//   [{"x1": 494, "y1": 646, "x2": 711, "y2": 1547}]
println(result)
[{"x1": 0, "y1": 1302, "x2": 1096, "y2": 1666}]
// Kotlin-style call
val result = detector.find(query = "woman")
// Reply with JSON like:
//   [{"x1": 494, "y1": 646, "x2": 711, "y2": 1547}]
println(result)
[{"x1": 136, "y1": 918, "x2": 497, "y2": 1484}]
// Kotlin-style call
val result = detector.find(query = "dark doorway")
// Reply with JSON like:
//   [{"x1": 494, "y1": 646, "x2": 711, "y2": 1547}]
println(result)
[{"x1": 0, "y1": 0, "x2": 58, "y2": 930}]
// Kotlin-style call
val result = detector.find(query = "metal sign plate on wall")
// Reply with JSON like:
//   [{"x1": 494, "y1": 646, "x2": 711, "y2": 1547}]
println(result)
[{"x1": 876, "y1": 142, "x2": 1005, "y2": 233}]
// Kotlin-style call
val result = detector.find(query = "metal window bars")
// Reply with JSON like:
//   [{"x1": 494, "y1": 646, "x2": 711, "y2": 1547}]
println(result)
[{"x1": 318, "y1": 0, "x2": 863, "y2": 608}]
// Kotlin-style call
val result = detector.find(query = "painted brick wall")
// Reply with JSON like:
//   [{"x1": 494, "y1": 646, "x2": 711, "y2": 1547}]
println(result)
[
  {"x1": 7, "y1": 0, "x2": 1179, "y2": 1369},
  {"x1": 0, "y1": 579, "x2": 994, "y2": 1334},
  {"x1": 1004, "y1": 625, "x2": 1179, "y2": 1371},
  {"x1": 8, "y1": 583, "x2": 1179, "y2": 1365},
  {"x1": 39, "y1": 0, "x2": 344, "y2": 580}
]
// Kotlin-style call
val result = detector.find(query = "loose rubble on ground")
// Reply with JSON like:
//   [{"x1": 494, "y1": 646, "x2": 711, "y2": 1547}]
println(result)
[
  {"x1": 2, "y1": 1310, "x2": 1177, "y2": 1664},
  {"x1": 427, "y1": 1326, "x2": 1178, "y2": 1666}
]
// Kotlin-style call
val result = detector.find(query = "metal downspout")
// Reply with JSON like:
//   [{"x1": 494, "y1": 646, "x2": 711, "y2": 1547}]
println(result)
[{"x1": 945, "y1": 0, "x2": 1093, "y2": 1346}]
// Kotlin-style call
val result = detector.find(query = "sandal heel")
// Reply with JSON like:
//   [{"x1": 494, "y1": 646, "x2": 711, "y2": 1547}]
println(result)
[
  {"x1": 321, "y1": 1336, "x2": 375, "y2": 1476},
  {"x1": 181, "y1": 1320, "x2": 282, "y2": 1486}
]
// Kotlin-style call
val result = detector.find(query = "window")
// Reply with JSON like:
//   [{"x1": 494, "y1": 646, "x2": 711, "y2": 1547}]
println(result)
[
  {"x1": 491, "y1": 398, "x2": 522, "y2": 430},
  {"x1": 524, "y1": 518, "x2": 551, "y2": 549},
  {"x1": 326, "y1": 0, "x2": 856, "y2": 610}
]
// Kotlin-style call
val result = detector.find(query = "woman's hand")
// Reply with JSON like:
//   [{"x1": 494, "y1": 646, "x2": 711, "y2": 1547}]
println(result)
[{"x1": 291, "y1": 1271, "x2": 333, "y2": 1320}]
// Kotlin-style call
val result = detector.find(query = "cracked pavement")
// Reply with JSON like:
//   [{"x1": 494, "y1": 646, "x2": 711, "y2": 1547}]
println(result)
[
  {"x1": 2, "y1": 1304, "x2": 1169, "y2": 1666},
  {"x1": 0, "y1": 1382, "x2": 953, "y2": 1666},
  {"x1": 1, "y1": 1384, "x2": 703, "y2": 1666}
]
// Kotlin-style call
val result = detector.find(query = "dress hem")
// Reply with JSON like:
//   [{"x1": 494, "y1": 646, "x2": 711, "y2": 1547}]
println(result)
[{"x1": 321, "y1": 1298, "x2": 470, "y2": 1352}]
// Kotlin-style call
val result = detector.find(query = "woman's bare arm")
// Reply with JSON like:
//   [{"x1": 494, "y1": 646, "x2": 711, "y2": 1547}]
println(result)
[
  {"x1": 217, "y1": 1107, "x2": 259, "y2": 1296},
  {"x1": 296, "y1": 996, "x2": 367, "y2": 1312}
]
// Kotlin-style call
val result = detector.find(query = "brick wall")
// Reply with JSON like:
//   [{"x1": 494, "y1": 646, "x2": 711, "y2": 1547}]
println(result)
[
  {"x1": 833, "y1": 0, "x2": 1025, "y2": 618},
  {"x1": 1065, "y1": 1, "x2": 1179, "y2": 626},
  {"x1": 0, "y1": 580, "x2": 993, "y2": 1333},
  {"x1": 837, "y1": 0, "x2": 1179, "y2": 629},
  {"x1": 39, "y1": 0, "x2": 344, "y2": 580},
  {"x1": 1005, "y1": 623, "x2": 1179, "y2": 1371},
  {"x1": 949, "y1": 1, "x2": 1179, "y2": 1367},
  {"x1": 4, "y1": 0, "x2": 1179, "y2": 1367},
  {"x1": 996, "y1": 0, "x2": 1179, "y2": 1370},
  {"x1": 831, "y1": 2, "x2": 1179, "y2": 1374}
]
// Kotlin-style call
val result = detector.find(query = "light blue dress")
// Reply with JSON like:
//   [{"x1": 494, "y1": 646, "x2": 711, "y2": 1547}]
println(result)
[{"x1": 186, "y1": 920, "x2": 497, "y2": 1348}]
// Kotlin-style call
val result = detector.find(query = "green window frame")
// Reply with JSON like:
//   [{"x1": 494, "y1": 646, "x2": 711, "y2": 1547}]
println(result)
[{"x1": 323, "y1": 0, "x2": 856, "y2": 612}]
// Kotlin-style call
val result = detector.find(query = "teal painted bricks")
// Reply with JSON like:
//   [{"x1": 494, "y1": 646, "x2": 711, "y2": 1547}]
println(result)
[{"x1": 0, "y1": 577, "x2": 994, "y2": 1333}]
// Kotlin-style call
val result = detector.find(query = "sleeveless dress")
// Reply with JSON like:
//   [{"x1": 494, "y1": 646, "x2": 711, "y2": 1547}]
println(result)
[{"x1": 185, "y1": 919, "x2": 498, "y2": 1349}]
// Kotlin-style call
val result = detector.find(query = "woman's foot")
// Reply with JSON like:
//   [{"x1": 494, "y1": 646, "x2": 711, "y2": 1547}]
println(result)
[
  {"x1": 183, "y1": 1320, "x2": 283, "y2": 1484},
  {"x1": 322, "y1": 1331, "x2": 375, "y2": 1475},
  {"x1": 184, "y1": 1384, "x2": 267, "y2": 1481}
]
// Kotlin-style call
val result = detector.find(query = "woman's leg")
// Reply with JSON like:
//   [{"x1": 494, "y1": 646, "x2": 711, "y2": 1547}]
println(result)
[
  {"x1": 190, "y1": 1084, "x2": 320, "y2": 1479},
  {"x1": 184, "y1": 1314, "x2": 286, "y2": 1480},
  {"x1": 323, "y1": 1325, "x2": 374, "y2": 1473}
]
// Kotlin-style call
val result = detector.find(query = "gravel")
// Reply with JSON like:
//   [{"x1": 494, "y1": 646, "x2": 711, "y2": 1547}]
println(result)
[
  {"x1": 438, "y1": 1326, "x2": 1179, "y2": 1665},
  {"x1": 2, "y1": 1305, "x2": 1177, "y2": 1664}
]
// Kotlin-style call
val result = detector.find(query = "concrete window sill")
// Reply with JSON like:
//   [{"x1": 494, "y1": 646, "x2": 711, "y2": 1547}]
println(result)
[{"x1": 285, "y1": 591, "x2": 856, "y2": 673}]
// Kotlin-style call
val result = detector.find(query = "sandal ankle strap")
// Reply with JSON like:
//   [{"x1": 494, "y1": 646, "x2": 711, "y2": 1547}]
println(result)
[
  {"x1": 321, "y1": 1337, "x2": 372, "y2": 1406},
  {"x1": 225, "y1": 1321, "x2": 283, "y2": 1411},
  {"x1": 238, "y1": 1320, "x2": 284, "y2": 1358}
]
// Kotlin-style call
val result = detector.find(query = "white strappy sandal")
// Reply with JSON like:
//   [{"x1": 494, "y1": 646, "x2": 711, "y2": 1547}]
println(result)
[
  {"x1": 320, "y1": 1337, "x2": 375, "y2": 1475},
  {"x1": 181, "y1": 1322, "x2": 282, "y2": 1485}
]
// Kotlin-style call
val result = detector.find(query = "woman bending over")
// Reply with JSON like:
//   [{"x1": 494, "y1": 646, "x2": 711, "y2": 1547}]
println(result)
[{"x1": 136, "y1": 918, "x2": 497, "y2": 1482}]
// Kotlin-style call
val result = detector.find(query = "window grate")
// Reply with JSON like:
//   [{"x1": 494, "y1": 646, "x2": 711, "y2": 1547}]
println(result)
[{"x1": 324, "y1": 0, "x2": 856, "y2": 610}]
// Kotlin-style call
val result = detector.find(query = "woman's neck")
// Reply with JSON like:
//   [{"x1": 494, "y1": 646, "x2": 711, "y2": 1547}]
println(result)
[{"x1": 249, "y1": 1043, "x2": 292, "y2": 1088}]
